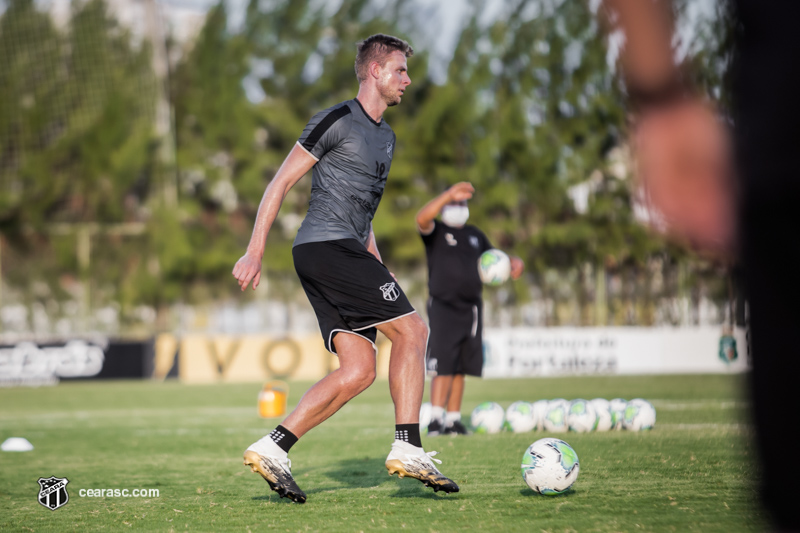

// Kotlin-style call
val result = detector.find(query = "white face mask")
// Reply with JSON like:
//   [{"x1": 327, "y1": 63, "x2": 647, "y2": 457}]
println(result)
[{"x1": 441, "y1": 205, "x2": 469, "y2": 227}]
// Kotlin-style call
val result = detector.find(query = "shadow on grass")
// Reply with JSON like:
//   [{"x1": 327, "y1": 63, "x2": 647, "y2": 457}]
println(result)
[
  {"x1": 308, "y1": 455, "x2": 462, "y2": 500},
  {"x1": 388, "y1": 484, "x2": 462, "y2": 500},
  {"x1": 518, "y1": 487, "x2": 576, "y2": 497},
  {"x1": 321, "y1": 455, "x2": 389, "y2": 489},
  {"x1": 242, "y1": 459, "x2": 380, "y2": 504},
  {"x1": 250, "y1": 493, "x2": 300, "y2": 505},
  {"x1": 330, "y1": 456, "x2": 462, "y2": 500},
  {"x1": 247, "y1": 456, "x2": 464, "y2": 502}
]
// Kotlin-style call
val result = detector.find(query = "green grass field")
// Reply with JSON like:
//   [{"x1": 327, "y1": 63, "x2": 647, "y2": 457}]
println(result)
[{"x1": 0, "y1": 375, "x2": 765, "y2": 532}]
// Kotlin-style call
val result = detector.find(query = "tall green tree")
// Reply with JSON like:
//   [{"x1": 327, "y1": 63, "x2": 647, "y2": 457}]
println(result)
[
  {"x1": 0, "y1": 0, "x2": 736, "y2": 332},
  {"x1": 0, "y1": 0, "x2": 157, "y2": 325},
  {"x1": 0, "y1": 0, "x2": 156, "y2": 228},
  {"x1": 163, "y1": 1, "x2": 256, "y2": 306},
  {"x1": 0, "y1": 0, "x2": 64, "y2": 226}
]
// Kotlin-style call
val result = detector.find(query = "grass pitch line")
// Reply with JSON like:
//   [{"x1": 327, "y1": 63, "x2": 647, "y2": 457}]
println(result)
[
  {"x1": 658, "y1": 423, "x2": 750, "y2": 430},
  {"x1": 0, "y1": 405, "x2": 256, "y2": 422},
  {"x1": 650, "y1": 400, "x2": 746, "y2": 410}
]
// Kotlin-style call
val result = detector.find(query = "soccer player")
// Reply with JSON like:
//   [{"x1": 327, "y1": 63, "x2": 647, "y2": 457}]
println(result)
[
  {"x1": 232, "y1": 34, "x2": 458, "y2": 504},
  {"x1": 416, "y1": 182, "x2": 524, "y2": 436}
]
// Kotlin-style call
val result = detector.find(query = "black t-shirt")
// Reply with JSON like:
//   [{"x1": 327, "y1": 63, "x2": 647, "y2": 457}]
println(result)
[{"x1": 421, "y1": 220, "x2": 493, "y2": 306}]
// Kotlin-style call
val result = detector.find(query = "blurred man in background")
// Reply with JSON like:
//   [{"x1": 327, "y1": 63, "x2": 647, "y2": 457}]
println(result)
[
  {"x1": 233, "y1": 33, "x2": 458, "y2": 503},
  {"x1": 416, "y1": 182, "x2": 524, "y2": 436},
  {"x1": 603, "y1": 1, "x2": 800, "y2": 529}
]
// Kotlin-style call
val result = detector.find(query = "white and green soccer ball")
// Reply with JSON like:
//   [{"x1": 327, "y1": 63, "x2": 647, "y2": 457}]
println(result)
[
  {"x1": 521, "y1": 438, "x2": 580, "y2": 495},
  {"x1": 471, "y1": 401, "x2": 505, "y2": 434},
  {"x1": 419, "y1": 402, "x2": 432, "y2": 434},
  {"x1": 504, "y1": 401, "x2": 536, "y2": 433},
  {"x1": 622, "y1": 398, "x2": 656, "y2": 431},
  {"x1": 542, "y1": 399, "x2": 570, "y2": 432},
  {"x1": 609, "y1": 398, "x2": 628, "y2": 430},
  {"x1": 531, "y1": 400, "x2": 550, "y2": 431},
  {"x1": 478, "y1": 249, "x2": 511, "y2": 285},
  {"x1": 567, "y1": 399, "x2": 597, "y2": 433},
  {"x1": 589, "y1": 398, "x2": 613, "y2": 432}
]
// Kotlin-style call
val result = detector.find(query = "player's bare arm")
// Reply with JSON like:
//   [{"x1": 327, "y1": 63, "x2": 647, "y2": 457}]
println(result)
[
  {"x1": 415, "y1": 182, "x2": 475, "y2": 233},
  {"x1": 602, "y1": 0, "x2": 734, "y2": 255},
  {"x1": 366, "y1": 225, "x2": 399, "y2": 281},
  {"x1": 366, "y1": 224, "x2": 382, "y2": 263},
  {"x1": 232, "y1": 145, "x2": 317, "y2": 291},
  {"x1": 602, "y1": 0, "x2": 676, "y2": 95}
]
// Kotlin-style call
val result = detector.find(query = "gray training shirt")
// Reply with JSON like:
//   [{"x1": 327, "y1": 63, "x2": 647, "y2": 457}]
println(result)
[{"x1": 293, "y1": 99, "x2": 396, "y2": 248}]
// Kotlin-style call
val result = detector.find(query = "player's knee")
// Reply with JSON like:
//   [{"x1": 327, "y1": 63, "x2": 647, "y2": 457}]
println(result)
[
  {"x1": 406, "y1": 314, "x2": 428, "y2": 345},
  {"x1": 380, "y1": 313, "x2": 428, "y2": 351},
  {"x1": 341, "y1": 364, "x2": 376, "y2": 393},
  {"x1": 362, "y1": 367, "x2": 377, "y2": 389}
]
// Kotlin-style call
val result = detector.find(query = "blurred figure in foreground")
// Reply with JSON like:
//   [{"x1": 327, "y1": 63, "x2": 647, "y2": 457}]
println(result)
[
  {"x1": 603, "y1": 0, "x2": 800, "y2": 529},
  {"x1": 416, "y1": 182, "x2": 524, "y2": 436}
]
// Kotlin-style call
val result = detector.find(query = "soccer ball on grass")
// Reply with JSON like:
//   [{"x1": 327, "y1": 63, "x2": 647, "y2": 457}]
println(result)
[
  {"x1": 471, "y1": 401, "x2": 505, "y2": 434},
  {"x1": 531, "y1": 399, "x2": 550, "y2": 431},
  {"x1": 521, "y1": 438, "x2": 580, "y2": 495},
  {"x1": 542, "y1": 399, "x2": 570, "y2": 432},
  {"x1": 609, "y1": 398, "x2": 628, "y2": 430},
  {"x1": 622, "y1": 398, "x2": 656, "y2": 431},
  {"x1": 504, "y1": 401, "x2": 536, "y2": 433},
  {"x1": 589, "y1": 398, "x2": 613, "y2": 431},
  {"x1": 567, "y1": 399, "x2": 597, "y2": 433}
]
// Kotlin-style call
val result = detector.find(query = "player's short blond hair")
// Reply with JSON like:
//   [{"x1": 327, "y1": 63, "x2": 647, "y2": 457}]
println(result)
[{"x1": 355, "y1": 34, "x2": 414, "y2": 83}]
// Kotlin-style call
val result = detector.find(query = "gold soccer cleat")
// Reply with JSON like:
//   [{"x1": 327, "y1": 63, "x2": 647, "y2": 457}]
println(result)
[
  {"x1": 243, "y1": 450, "x2": 307, "y2": 504},
  {"x1": 385, "y1": 443, "x2": 459, "y2": 494}
]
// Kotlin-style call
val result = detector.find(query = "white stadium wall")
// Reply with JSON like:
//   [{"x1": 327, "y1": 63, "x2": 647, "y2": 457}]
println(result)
[{"x1": 482, "y1": 327, "x2": 749, "y2": 377}]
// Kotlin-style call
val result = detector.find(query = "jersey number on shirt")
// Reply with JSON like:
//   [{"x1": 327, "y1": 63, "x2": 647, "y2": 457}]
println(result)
[{"x1": 375, "y1": 161, "x2": 386, "y2": 181}]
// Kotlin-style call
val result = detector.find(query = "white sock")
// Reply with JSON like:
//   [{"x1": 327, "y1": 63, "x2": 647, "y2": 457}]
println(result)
[
  {"x1": 247, "y1": 435, "x2": 288, "y2": 459},
  {"x1": 431, "y1": 406, "x2": 445, "y2": 423},
  {"x1": 445, "y1": 411, "x2": 461, "y2": 426}
]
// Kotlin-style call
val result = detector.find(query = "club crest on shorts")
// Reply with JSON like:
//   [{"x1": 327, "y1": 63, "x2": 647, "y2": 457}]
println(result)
[
  {"x1": 38, "y1": 476, "x2": 69, "y2": 511},
  {"x1": 379, "y1": 282, "x2": 399, "y2": 302}
]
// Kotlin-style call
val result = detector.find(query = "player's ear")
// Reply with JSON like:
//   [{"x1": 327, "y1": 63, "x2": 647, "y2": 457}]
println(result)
[{"x1": 369, "y1": 60, "x2": 382, "y2": 79}]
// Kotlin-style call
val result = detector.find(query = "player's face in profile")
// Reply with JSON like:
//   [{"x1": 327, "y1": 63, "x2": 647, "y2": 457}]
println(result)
[{"x1": 377, "y1": 51, "x2": 411, "y2": 107}]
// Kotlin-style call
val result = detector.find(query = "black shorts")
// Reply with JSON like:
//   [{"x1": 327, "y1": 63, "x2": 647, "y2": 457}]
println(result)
[
  {"x1": 293, "y1": 239, "x2": 416, "y2": 354},
  {"x1": 425, "y1": 297, "x2": 483, "y2": 377}
]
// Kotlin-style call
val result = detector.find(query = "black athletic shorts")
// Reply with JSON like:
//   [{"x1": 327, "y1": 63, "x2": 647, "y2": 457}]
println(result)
[
  {"x1": 425, "y1": 297, "x2": 484, "y2": 377},
  {"x1": 293, "y1": 239, "x2": 416, "y2": 354}
]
